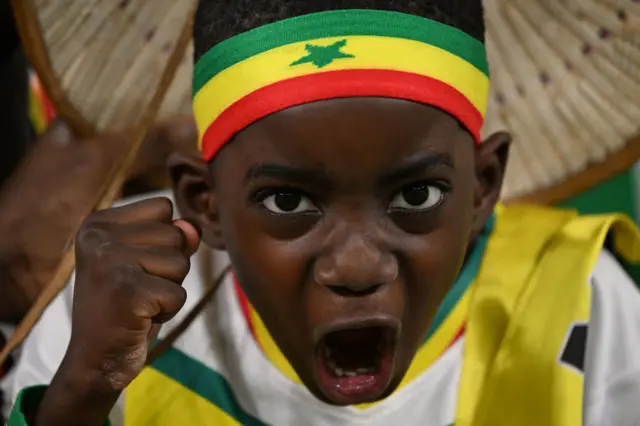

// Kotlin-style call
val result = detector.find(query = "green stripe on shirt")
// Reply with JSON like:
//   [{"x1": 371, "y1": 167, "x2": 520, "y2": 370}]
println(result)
[
  {"x1": 7, "y1": 386, "x2": 111, "y2": 426},
  {"x1": 150, "y1": 344, "x2": 269, "y2": 426}
]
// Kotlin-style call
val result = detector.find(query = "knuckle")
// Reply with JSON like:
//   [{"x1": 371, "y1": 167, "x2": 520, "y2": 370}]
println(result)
[
  {"x1": 172, "y1": 255, "x2": 191, "y2": 279},
  {"x1": 171, "y1": 285, "x2": 188, "y2": 308},
  {"x1": 160, "y1": 284, "x2": 188, "y2": 315},
  {"x1": 88, "y1": 207, "x2": 116, "y2": 223},
  {"x1": 152, "y1": 197, "x2": 174, "y2": 219},
  {"x1": 110, "y1": 267, "x2": 161, "y2": 317},
  {"x1": 163, "y1": 280, "x2": 186, "y2": 300},
  {"x1": 76, "y1": 224, "x2": 108, "y2": 250},
  {"x1": 129, "y1": 290, "x2": 156, "y2": 318},
  {"x1": 168, "y1": 226, "x2": 186, "y2": 249},
  {"x1": 111, "y1": 263, "x2": 141, "y2": 288},
  {"x1": 94, "y1": 240, "x2": 119, "y2": 262}
]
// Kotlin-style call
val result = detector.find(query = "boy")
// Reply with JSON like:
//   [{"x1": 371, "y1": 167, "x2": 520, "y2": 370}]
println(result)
[{"x1": 7, "y1": 0, "x2": 640, "y2": 425}]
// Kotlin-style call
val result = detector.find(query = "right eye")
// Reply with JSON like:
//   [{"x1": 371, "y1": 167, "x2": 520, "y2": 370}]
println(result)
[
  {"x1": 388, "y1": 184, "x2": 445, "y2": 212},
  {"x1": 260, "y1": 191, "x2": 319, "y2": 215}
]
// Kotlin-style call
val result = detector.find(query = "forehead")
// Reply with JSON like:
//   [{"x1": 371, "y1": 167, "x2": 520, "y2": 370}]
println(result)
[{"x1": 216, "y1": 98, "x2": 475, "y2": 178}]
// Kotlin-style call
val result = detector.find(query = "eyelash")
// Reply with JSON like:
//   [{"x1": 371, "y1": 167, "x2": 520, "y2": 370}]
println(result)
[
  {"x1": 391, "y1": 180, "x2": 450, "y2": 205},
  {"x1": 251, "y1": 181, "x2": 451, "y2": 209},
  {"x1": 251, "y1": 187, "x2": 306, "y2": 203}
]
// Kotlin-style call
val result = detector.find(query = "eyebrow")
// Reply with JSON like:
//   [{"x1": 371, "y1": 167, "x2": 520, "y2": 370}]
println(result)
[
  {"x1": 245, "y1": 153, "x2": 455, "y2": 187},
  {"x1": 380, "y1": 153, "x2": 455, "y2": 184},
  {"x1": 244, "y1": 163, "x2": 331, "y2": 187}
]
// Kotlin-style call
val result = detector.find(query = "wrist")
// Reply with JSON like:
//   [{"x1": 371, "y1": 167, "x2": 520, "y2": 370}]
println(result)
[
  {"x1": 6, "y1": 385, "x2": 112, "y2": 426},
  {"x1": 55, "y1": 350, "x2": 124, "y2": 398},
  {"x1": 34, "y1": 360, "x2": 120, "y2": 426}
]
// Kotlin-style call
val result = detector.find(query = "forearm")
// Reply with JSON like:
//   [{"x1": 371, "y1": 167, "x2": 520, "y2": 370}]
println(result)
[
  {"x1": 0, "y1": 116, "x2": 197, "y2": 323},
  {"x1": 0, "y1": 125, "x2": 126, "y2": 323},
  {"x1": 0, "y1": 248, "x2": 34, "y2": 323}
]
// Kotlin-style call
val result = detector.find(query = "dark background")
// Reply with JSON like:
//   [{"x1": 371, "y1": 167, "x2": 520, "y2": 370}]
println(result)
[
  {"x1": 0, "y1": 0, "x2": 27, "y2": 420},
  {"x1": 0, "y1": 0, "x2": 33, "y2": 187}
]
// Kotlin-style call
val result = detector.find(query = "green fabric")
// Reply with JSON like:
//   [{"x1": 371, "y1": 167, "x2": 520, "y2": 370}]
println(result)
[
  {"x1": 7, "y1": 385, "x2": 45, "y2": 426},
  {"x1": 150, "y1": 344, "x2": 268, "y2": 426},
  {"x1": 423, "y1": 214, "x2": 494, "y2": 344},
  {"x1": 558, "y1": 170, "x2": 637, "y2": 220},
  {"x1": 193, "y1": 9, "x2": 489, "y2": 95},
  {"x1": 559, "y1": 169, "x2": 640, "y2": 284},
  {"x1": 7, "y1": 385, "x2": 112, "y2": 426}
]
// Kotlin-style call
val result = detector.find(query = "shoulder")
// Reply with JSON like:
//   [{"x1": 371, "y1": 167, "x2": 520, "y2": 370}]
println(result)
[
  {"x1": 584, "y1": 250, "x2": 640, "y2": 425},
  {"x1": 588, "y1": 249, "x2": 640, "y2": 369},
  {"x1": 589, "y1": 249, "x2": 640, "y2": 344}
]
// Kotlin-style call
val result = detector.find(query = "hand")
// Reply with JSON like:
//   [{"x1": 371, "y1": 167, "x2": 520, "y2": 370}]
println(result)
[
  {"x1": 36, "y1": 198, "x2": 200, "y2": 426},
  {"x1": 70, "y1": 197, "x2": 200, "y2": 389}
]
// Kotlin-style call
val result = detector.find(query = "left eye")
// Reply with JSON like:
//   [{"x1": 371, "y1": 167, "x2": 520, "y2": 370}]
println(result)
[
  {"x1": 261, "y1": 191, "x2": 319, "y2": 215},
  {"x1": 388, "y1": 185, "x2": 444, "y2": 211}
]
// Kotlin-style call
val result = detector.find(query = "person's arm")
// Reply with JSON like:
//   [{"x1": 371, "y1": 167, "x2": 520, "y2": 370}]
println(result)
[
  {"x1": 3, "y1": 274, "x2": 122, "y2": 426},
  {"x1": 0, "y1": 121, "x2": 134, "y2": 323},
  {"x1": 0, "y1": 117, "x2": 197, "y2": 324},
  {"x1": 6, "y1": 197, "x2": 199, "y2": 426},
  {"x1": 2, "y1": 191, "x2": 184, "y2": 424}
]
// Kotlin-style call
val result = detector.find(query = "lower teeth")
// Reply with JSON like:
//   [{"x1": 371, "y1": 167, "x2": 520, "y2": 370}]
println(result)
[
  {"x1": 331, "y1": 367, "x2": 374, "y2": 378},
  {"x1": 323, "y1": 335, "x2": 385, "y2": 378},
  {"x1": 325, "y1": 352, "x2": 377, "y2": 377}
]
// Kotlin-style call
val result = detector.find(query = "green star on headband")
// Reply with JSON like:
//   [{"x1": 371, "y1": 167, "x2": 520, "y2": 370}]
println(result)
[{"x1": 193, "y1": 9, "x2": 489, "y2": 162}]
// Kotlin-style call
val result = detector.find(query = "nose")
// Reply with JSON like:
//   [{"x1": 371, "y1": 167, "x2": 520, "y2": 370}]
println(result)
[{"x1": 314, "y1": 229, "x2": 398, "y2": 295}]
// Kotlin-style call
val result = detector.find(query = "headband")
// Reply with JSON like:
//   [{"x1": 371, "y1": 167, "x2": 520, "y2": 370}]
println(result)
[{"x1": 193, "y1": 9, "x2": 490, "y2": 162}]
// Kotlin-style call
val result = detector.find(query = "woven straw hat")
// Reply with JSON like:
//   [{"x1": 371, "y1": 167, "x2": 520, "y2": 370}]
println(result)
[
  {"x1": 12, "y1": 0, "x2": 195, "y2": 135},
  {"x1": 13, "y1": 0, "x2": 640, "y2": 204},
  {"x1": 483, "y1": 0, "x2": 640, "y2": 204}
]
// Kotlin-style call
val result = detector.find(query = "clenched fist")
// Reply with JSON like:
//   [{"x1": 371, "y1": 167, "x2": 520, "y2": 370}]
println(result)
[{"x1": 35, "y1": 198, "x2": 200, "y2": 426}]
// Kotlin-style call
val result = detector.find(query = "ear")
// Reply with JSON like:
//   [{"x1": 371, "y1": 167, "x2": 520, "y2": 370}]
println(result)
[
  {"x1": 167, "y1": 152, "x2": 226, "y2": 250},
  {"x1": 472, "y1": 131, "x2": 511, "y2": 236}
]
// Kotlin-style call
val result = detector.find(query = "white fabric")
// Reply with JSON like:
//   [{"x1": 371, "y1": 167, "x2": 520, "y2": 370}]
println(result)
[
  {"x1": 3, "y1": 190, "x2": 640, "y2": 425},
  {"x1": 583, "y1": 251, "x2": 640, "y2": 426},
  {"x1": 179, "y1": 271, "x2": 459, "y2": 426}
]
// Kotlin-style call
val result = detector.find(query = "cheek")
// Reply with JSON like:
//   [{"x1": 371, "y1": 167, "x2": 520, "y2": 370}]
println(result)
[
  {"x1": 217, "y1": 196, "x2": 310, "y2": 320},
  {"x1": 425, "y1": 185, "x2": 476, "y2": 292},
  {"x1": 406, "y1": 225, "x2": 469, "y2": 301},
  {"x1": 402, "y1": 198, "x2": 474, "y2": 340}
]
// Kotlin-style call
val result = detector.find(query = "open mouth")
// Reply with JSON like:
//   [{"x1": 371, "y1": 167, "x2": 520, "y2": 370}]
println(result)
[{"x1": 315, "y1": 324, "x2": 398, "y2": 405}]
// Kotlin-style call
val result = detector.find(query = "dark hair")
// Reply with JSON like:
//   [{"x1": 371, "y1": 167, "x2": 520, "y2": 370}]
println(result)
[{"x1": 194, "y1": 0, "x2": 484, "y2": 62}]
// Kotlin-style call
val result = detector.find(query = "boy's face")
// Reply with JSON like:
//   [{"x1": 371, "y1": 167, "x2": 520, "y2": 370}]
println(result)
[{"x1": 173, "y1": 97, "x2": 509, "y2": 406}]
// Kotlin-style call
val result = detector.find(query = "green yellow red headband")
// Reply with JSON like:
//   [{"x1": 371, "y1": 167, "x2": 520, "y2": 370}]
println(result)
[{"x1": 193, "y1": 9, "x2": 490, "y2": 162}]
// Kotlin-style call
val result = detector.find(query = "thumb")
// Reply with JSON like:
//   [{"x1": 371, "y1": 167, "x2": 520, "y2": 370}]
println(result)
[{"x1": 172, "y1": 219, "x2": 201, "y2": 256}]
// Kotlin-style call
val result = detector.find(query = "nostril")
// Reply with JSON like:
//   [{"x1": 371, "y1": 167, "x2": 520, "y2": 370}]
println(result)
[
  {"x1": 314, "y1": 257, "x2": 339, "y2": 287},
  {"x1": 327, "y1": 283, "x2": 383, "y2": 297}
]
